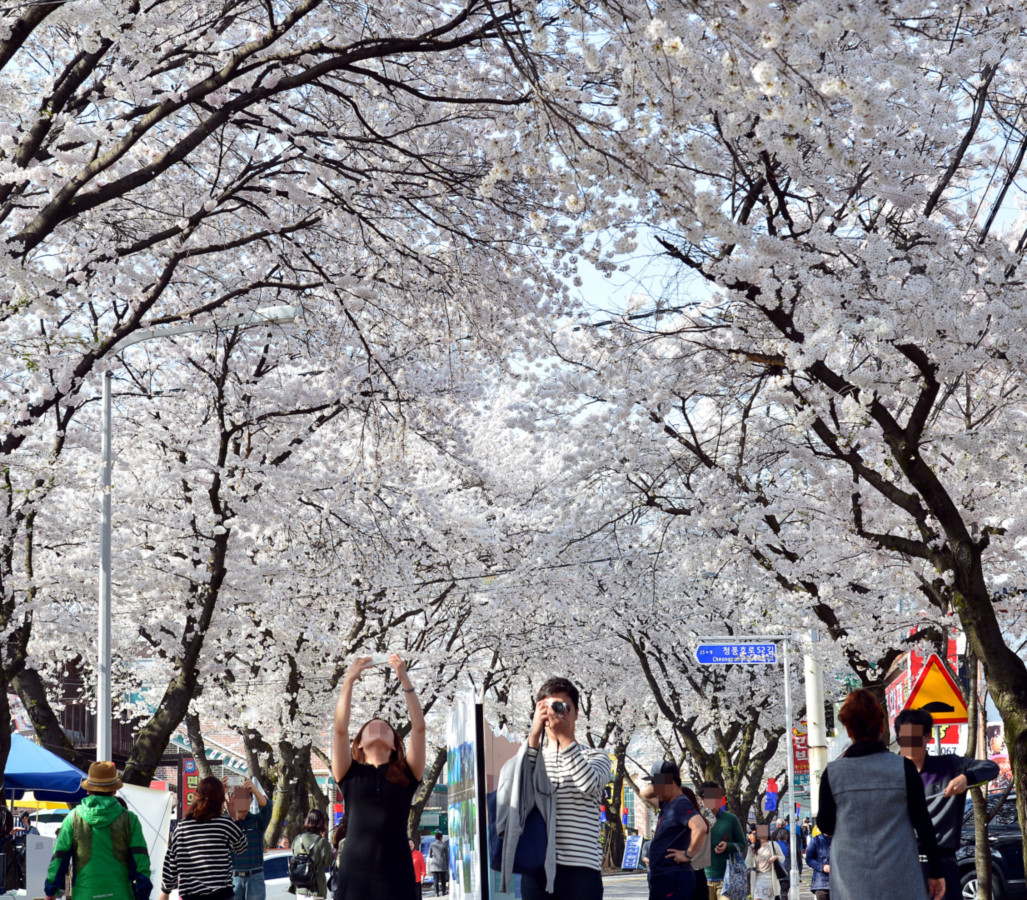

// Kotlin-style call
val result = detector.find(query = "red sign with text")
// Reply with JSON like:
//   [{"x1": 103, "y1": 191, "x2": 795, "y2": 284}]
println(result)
[{"x1": 793, "y1": 722, "x2": 809, "y2": 774}]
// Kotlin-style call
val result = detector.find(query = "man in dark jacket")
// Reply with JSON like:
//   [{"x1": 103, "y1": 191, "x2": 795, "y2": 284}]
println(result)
[
  {"x1": 427, "y1": 831, "x2": 449, "y2": 896},
  {"x1": 896, "y1": 708, "x2": 999, "y2": 900},
  {"x1": 805, "y1": 831, "x2": 831, "y2": 900},
  {"x1": 770, "y1": 815, "x2": 802, "y2": 894}
]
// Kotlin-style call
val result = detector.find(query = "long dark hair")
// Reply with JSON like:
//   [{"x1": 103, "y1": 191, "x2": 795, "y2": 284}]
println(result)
[
  {"x1": 187, "y1": 776, "x2": 225, "y2": 823},
  {"x1": 681, "y1": 786, "x2": 710, "y2": 833},
  {"x1": 351, "y1": 719, "x2": 411, "y2": 786}
]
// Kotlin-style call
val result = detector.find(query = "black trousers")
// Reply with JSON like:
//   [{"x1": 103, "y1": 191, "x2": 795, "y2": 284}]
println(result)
[
  {"x1": 920, "y1": 854, "x2": 959, "y2": 900},
  {"x1": 431, "y1": 870, "x2": 449, "y2": 895},
  {"x1": 692, "y1": 869, "x2": 706, "y2": 899},
  {"x1": 649, "y1": 867, "x2": 695, "y2": 900},
  {"x1": 520, "y1": 865, "x2": 603, "y2": 900}
]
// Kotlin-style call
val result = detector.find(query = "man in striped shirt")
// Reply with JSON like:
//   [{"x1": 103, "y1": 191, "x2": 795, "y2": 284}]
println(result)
[{"x1": 523, "y1": 677, "x2": 612, "y2": 900}]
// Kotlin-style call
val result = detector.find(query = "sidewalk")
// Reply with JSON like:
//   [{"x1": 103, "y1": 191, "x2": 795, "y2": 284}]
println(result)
[{"x1": 600, "y1": 871, "x2": 816, "y2": 899}]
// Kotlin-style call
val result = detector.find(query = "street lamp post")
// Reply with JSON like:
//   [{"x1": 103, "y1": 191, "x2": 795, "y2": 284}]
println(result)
[{"x1": 96, "y1": 305, "x2": 299, "y2": 762}]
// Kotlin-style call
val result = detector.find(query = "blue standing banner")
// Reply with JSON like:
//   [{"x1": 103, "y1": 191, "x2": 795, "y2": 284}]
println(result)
[{"x1": 621, "y1": 834, "x2": 643, "y2": 870}]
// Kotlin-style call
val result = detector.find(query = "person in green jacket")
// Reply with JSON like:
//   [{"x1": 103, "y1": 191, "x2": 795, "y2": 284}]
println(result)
[
  {"x1": 44, "y1": 761, "x2": 152, "y2": 900},
  {"x1": 288, "y1": 810, "x2": 333, "y2": 900},
  {"x1": 698, "y1": 782, "x2": 745, "y2": 900}
]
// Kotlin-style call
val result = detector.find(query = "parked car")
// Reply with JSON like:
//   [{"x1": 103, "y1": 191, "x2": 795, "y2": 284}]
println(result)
[
  {"x1": 264, "y1": 848, "x2": 297, "y2": 900},
  {"x1": 956, "y1": 792, "x2": 1024, "y2": 900},
  {"x1": 27, "y1": 809, "x2": 70, "y2": 839}
]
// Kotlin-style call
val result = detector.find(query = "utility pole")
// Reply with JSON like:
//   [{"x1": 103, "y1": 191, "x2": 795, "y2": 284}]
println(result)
[
  {"x1": 697, "y1": 634, "x2": 800, "y2": 900},
  {"x1": 804, "y1": 633, "x2": 828, "y2": 816}
]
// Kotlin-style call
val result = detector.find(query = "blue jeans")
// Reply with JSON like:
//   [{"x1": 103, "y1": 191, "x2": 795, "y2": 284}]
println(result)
[
  {"x1": 233, "y1": 871, "x2": 266, "y2": 900},
  {"x1": 649, "y1": 867, "x2": 695, "y2": 900},
  {"x1": 520, "y1": 865, "x2": 603, "y2": 900}
]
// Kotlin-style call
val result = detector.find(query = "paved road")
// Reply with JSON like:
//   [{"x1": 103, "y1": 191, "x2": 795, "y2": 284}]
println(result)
[{"x1": 601, "y1": 872, "x2": 816, "y2": 899}]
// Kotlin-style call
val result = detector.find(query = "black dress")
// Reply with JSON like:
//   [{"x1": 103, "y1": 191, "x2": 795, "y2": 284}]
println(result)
[{"x1": 334, "y1": 761, "x2": 419, "y2": 900}]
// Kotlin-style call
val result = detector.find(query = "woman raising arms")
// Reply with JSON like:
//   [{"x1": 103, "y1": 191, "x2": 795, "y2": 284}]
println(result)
[{"x1": 331, "y1": 653, "x2": 426, "y2": 900}]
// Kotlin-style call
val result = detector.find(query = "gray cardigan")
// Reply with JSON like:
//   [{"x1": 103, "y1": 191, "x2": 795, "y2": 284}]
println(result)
[{"x1": 495, "y1": 742, "x2": 556, "y2": 892}]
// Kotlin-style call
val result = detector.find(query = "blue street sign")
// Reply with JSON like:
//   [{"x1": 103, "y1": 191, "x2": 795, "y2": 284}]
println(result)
[{"x1": 695, "y1": 643, "x2": 778, "y2": 664}]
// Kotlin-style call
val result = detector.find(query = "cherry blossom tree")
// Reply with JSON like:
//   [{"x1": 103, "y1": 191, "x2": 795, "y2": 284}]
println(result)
[
  {"x1": 519, "y1": 0, "x2": 1027, "y2": 860},
  {"x1": 0, "y1": 0, "x2": 582, "y2": 780}
]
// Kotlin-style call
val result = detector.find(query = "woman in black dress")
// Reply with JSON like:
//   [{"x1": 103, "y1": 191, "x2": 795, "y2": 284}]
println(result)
[{"x1": 331, "y1": 653, "x2": 426, "y2": 900}]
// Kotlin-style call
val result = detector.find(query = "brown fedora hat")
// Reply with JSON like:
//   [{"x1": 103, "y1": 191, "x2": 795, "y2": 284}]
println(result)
[{"x1": 81, "y1": 761, "x2": 123, "y2": 794}]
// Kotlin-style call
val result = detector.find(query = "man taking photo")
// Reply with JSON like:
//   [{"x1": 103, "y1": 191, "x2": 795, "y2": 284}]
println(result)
[
  {"x1": 228, "y1": 778, "x2": 271, "y2": 900},
  {"x1": 523, "y1": 677, "x2": 612, "y2": 900}
]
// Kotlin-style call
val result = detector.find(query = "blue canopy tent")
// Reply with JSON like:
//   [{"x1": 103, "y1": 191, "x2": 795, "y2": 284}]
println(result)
[{"x1": 4, "y1": 733, "x2": 87, "y2": 803}]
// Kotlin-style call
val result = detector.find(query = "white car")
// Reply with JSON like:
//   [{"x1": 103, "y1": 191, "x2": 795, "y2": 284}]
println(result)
[{"x1": 263, "y1": 849, "x2": 294, "y2": 900}]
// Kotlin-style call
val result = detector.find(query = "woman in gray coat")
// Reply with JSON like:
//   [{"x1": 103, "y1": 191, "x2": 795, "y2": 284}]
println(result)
[{"x1": 817, "y1": 690, "x2": 945, "y2": 900}]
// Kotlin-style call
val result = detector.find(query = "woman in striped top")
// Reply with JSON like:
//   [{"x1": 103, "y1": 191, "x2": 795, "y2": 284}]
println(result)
[{"x1": 160, "y1": 776, "x2": 247, "y2": 900}]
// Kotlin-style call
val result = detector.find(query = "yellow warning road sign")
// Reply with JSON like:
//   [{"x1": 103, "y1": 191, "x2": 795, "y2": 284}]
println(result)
[{"x1": 903, "y1": 653, "x2": 968, "y2": 724}]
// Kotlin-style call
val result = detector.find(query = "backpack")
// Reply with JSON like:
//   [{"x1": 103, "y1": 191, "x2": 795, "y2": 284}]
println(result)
[{"x1": 289, "y1": 834, "x2": 319, "y2": 890}]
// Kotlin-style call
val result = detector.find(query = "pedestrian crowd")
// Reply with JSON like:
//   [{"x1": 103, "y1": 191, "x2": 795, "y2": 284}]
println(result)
[
  {"x1": 35, "y1": 666, "x2": 997, "y2": 900},
  {"x1": 612, "y1": 687, "x2": 995, "y2": 900}
]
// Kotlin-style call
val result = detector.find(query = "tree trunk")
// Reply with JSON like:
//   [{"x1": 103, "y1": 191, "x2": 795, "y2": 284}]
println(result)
[
  {"x1": 0, "y1": 689, "x2": 11, "y2": 799},
  {"x1": 967, "y1": 650, "x2": 993, "y2": 900},
  {"x1": 305, "y1": 757, "x2": 327, "y2": 817},
  {"x1": 13, "y1": 667, "x2": 93, "y2": 770},
  {"x1": 1011, "y1": 719, "x2": 1027, "y2": 894},
  {"x1": 408, "y1": 744, "x2": 447, "y2": 842},
  {"x1": 184, "y1": 712, "x2": 213, "y2": 779},
  {"x1": 601, "y1": 742, "x2": 627, "y2": 872},
  {"x1": 121, "y1": 667, "x2": 200, "y2": 785},
  {"x1": 267, "y1": 740, "x2": 311, "y2": 849}
]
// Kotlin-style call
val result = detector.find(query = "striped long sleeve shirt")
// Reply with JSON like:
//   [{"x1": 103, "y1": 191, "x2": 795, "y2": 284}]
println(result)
[
  {"x1": 528, "y1": 742, "x2": 612, "y2": 871},
  {"x1": 161, "y1": 815, "x2": 247, "y2": 896}
]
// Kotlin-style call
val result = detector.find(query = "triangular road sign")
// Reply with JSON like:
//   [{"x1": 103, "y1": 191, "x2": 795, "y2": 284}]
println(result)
[{"x1": 903, "y1": 653, "x2": 968, "y2": 724}]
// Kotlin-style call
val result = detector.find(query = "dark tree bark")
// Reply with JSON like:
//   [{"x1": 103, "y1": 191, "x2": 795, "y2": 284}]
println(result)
[
  {"x1": 408, "y1": 744, "x2": 448, "y2": 842},
  {"x1": 966, "y1": 651, "x2": 994, "y2": 900},
  {"x1": 266, "y1": 741, "x2": 311, "y2": 848},
  {"x1": 12, "y1": 668, "x2": 93, "y2": 771},
  {"x1": 185, "y1": 712, "x2": 214, "y2": 780}
]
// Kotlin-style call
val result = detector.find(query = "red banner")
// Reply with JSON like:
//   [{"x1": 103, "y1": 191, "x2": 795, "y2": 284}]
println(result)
[{"x1": 792, "y1": 723, "x2": 809, "y2": 774}]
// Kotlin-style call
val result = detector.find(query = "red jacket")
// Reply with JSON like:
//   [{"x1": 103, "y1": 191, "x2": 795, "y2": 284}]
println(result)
[{"x1": 412, "y1": 850, "x2": 426, "y2": 883}]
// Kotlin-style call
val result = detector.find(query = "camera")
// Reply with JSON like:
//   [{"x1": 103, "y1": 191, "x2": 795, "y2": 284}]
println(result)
[{"x1": 548, "y1": 699, "x2": 568, "y2": 716}]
